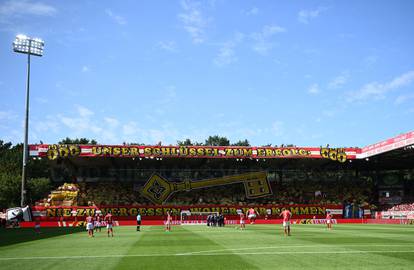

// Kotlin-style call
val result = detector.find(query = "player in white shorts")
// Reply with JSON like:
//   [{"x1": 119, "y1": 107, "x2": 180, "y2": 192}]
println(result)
[
  {"x1": 94, "y1": 213, "x2": 102, "y2": 232},
  {"x1": 85, "y1": 214, "x2": 94, "y2": 237},
  {"x1": 326, "y1": 210, "x2": 333, "y2": 230},
  {"x1": 247, "y1": 208, "x2": 259, "y2": 224},
  {"x1": 104, "y1": 211, "x2": 114, "y2": 237},
  {"x1": 279, "y1": 208, "x2": 292, "y2": 236},
  {"x1": 165, "y1": 211, "x2": 172, "y2": 232},
  {"x1": 239, "y1": 211, "x2": 246, "y2": 230}
]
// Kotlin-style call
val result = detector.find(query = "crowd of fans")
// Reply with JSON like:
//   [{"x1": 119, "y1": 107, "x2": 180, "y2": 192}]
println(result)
[
  {"x1": 35, "y1": 183, "x2": 79, "y2": 207},
  {"x1": 387, "y1": 202, "x2": 414, "y2": 211},
  {"x1": 45, "y1": 157, "x2": 414, "y2": 210},
  {"x1": 56, "y1": 174, "x2": 375, "y2": 208}
]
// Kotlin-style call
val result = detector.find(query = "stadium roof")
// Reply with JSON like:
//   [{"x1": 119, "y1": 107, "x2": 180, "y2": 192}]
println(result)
[{"x1": 29, "y1": 131, "x2": 413, "y2": 164}]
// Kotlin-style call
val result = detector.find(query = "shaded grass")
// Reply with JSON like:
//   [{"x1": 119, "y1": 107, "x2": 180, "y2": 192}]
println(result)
[{"x1": 0, "y1": 227, "x2": 84, "y2": 247}]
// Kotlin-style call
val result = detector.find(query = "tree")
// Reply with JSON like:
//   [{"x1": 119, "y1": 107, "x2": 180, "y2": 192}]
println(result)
[
  {"x1": 0, "y1": 141, "x2": 51, "y2": 209},
  {"x1": 0, "y1": 140, "x2": 12, "y2": 152},
  {"x1": 0, "y1": 143, "x2": 23, "y2": 175},
  {"x1": 231, "y1": 139, "x2": 250, "y2": 146},
  {"x1": 124, "y1": 142, "x2": 145, "y2": 146},
  {"x1": 0, "y1": 173, "x2": 21, "y2": 208},
  {"x1": 26, "y1": 177, "x2": 52, "y2": 205},
  {"x1": 58, "y1": 137, "x2": 98, "y2": 145},
  {"x1": 177, "y1": 139, "x2": 194, "y2": 146},
  {"x1": 204, "y1": 135, "x2": 230, "y2": 146}
]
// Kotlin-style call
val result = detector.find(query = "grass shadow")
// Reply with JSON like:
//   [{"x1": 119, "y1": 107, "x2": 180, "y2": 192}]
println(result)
[{"x1": 0, "y1": 227, "x2": 85, "y2": 247}]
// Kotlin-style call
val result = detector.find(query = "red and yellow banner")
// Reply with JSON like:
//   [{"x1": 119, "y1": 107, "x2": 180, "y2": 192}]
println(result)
[
  {"x1": 29, "y1": 144, "x2": 359, "y2": 162},
  {"x1": 31, "y1": 204, "x2": 350, "y2": 221}
]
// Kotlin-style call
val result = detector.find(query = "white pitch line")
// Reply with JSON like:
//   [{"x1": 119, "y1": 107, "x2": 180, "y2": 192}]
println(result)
[
  {"x1": 1, "y1": 250, "x2": 414, "y2": 260},
  {"x1": 178, "y1": 243, "x2": 414, "y2": 255}
]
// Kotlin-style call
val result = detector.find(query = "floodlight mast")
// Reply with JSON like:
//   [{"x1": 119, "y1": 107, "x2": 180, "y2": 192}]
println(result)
[{"x1": 13, "y1": 35, "x2": 44, "y2": 207}]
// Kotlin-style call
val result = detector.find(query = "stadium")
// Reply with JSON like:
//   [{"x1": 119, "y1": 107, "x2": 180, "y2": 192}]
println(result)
[
  {"x1": 25, "y1": 131, "x2": 413, "y2": 223},
  {"x1": 1, "y1": 2, "x2": 414, "y2": 269},
  {"x1": 1, "y1": 131, "x2": 414, "y2": 269}
]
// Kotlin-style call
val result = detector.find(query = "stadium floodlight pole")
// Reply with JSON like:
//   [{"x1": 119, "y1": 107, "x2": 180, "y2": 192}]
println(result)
[{"x1": 13, "y1": 34, "x2": 44, "y2": 207}]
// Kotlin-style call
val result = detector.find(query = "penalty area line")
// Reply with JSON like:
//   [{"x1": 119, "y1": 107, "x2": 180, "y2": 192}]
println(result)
[
  {"x1": 1, "y1": 250, "x2": 414, "y2": 260},
  {"x1": 179, "y1": 243, "x2": 414, "y2": 255}
]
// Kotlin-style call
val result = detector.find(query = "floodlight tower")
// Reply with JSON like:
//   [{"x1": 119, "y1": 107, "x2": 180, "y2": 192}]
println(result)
[{"x1": 13, "y1": 34, "x2": 44, "y2": 207}]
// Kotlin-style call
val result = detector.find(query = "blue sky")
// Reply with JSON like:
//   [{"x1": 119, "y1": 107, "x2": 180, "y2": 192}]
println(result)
[{"x1": 0, "y1": 0, "x2": 413, "y2": 147}]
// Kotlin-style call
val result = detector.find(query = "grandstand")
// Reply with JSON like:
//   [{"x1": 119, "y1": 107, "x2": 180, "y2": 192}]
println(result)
[
  {"x1": 1, "y1": 131, "x2": 413, "y2": 270},
  {"x1": 25, "y1": 131, "x2": 414, "y2": 224}
]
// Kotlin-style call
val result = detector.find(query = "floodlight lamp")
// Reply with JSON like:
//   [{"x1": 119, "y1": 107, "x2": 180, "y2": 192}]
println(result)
[{"x1": 13, "y1": 34, "x2": 44, "y2": 57}]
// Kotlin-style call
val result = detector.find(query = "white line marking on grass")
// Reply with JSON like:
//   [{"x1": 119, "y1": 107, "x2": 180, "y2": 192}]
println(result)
[
  {"x1": 178, "y1": 244, "x2": 414, "y2": 255},
  {"x1": 1, "y1": 250, "x2": 414, "y2": 260}
]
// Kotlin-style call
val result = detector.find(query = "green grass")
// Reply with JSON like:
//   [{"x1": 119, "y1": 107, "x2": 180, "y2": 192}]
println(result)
[{"x1": 1, "y1": 224, "x2": 414, "y2": 270}]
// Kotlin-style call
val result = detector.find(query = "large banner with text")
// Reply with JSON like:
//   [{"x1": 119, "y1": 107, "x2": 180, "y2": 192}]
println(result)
[
  {"x1": 30, "y1": 204, "x2": 359, "y2": 221},
  {"x1": 29, "y1": 144, "x2": 359, "y2": 162}
]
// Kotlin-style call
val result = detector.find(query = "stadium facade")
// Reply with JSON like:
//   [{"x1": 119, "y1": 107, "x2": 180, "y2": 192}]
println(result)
[{"x1": 28, "y1": 131, "x2": 414, "y2": 222}]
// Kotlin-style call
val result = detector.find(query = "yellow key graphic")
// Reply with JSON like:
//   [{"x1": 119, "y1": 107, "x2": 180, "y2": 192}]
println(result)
[{"x1": 141, "y1": 171, "x2": 272, "y2": 205}]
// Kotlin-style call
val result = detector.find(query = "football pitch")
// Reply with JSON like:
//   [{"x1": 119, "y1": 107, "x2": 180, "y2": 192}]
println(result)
[{"x1": 1, "y1": 224, "x2": 413, "y2": 270}]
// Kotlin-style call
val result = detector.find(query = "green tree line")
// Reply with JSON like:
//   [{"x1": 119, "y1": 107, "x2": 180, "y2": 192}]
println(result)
[{"x1": 0, "y1": 141, "x2": 51, "y2": 209}]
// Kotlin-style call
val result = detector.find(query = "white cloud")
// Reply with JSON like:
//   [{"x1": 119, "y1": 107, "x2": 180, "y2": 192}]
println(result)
[
  {"x1": 157, "y1": 41, "x2": 178, "y2": 52},
  {"x1": 328, "y1": 72, "x2": 348, "y2": 89},
  {"x1": 105, "y1": 9, "x2": 127, "y2": 25},
  {"x1": 363, "y1": 55, "x2": 378, "y2": 68},
  {"x1": 0, "y1": 105, "x2": 182, "y2": 145},
  {"x1": 178, "y1": 0, "x2": 209, "y2": 44},
  {"x1": 33, "y1": 115, "x2": 59, "y2": 133},
  {"x1": 308, "y1": 83, "x2": 320, "y2": 95},
  {"x1": 120, "y1": 121, "x2": 178, "y2": 144},
  {"x1": 76, "y1": 105, "x2": 94, "y2": 118},
  {"x1": 0, "y1": 0, "x2": 57, "y2": 17},
  {"x1": 245, "y1": 7, "x2": 259, "y2": 16},
  {"x1": 122, "y1": 121, "x2": 139, "y2": 136},
  {"x1": 394, "y1": 93, "x2": 414, "y2": 105},
  {"x1": 213, "y1": 33, "x2": 244, "y2": 67},
  {"x1": 347, "y1": 70, "x2": 414, "y2": 102},
  {"x1": 0, "y1": 110, "x2": 17, "y2": 121},
  {"x1": 214, "y1": 43, "x2": 237, "y2": 66},
  {"x1": 254, "y1": 24, "x2": 286, "y2": 38},
  {"x1": 104, "y1": 117, "x2": 120, "y2": 128},
  {"x1": 251, "y1": 24, "x2": 286, "y2": 55},
  {"x1": 298, "y1": 7, "x2": 327, "y2": 24},
  {"x1": 57, "y1": 105, "x2": 103, "y2": 136}
]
